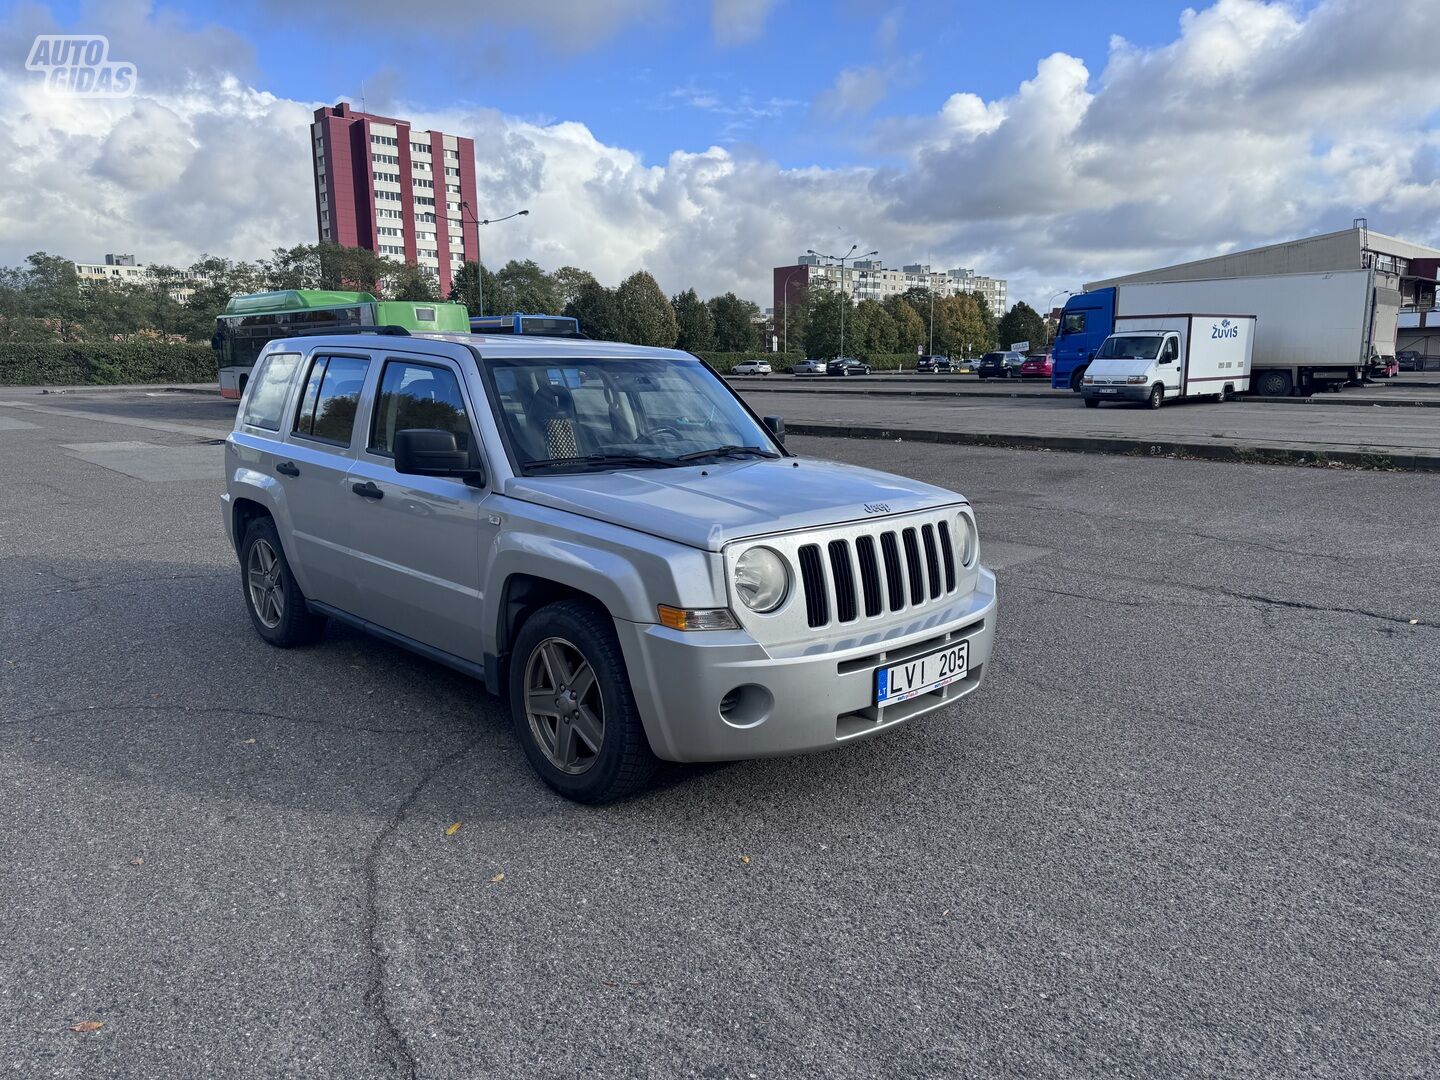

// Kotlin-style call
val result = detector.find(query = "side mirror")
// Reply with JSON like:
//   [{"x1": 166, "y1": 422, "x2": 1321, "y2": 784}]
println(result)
[
  {"x1": 762, "y1": 415, "x2": 786, "y2": 445},
  {"x1": 394, "y1": 428, "x2": 486, "y2": 486}
]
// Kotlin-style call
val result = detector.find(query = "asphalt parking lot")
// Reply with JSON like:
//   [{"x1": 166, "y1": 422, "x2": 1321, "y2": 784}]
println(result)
[{"x1": 3, "y1": 389, "x2": 1439, "y2": 1079}]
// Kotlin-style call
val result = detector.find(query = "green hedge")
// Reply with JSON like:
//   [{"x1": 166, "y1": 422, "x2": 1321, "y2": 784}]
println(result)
[
  {"x1": 0, "y1": 342, "x2": 217, "y2": 386},
  {"x1": 699, "y1": 351, "x2": 924, "y2": 373}
]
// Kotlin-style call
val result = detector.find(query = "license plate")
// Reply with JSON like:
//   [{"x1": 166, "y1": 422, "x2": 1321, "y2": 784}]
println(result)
[
  {"x1": 875, "y1": 641, "x2": 969, "y2": 705},
  {"x1": 1100, "y1": 388, "x2": 1117, "y2": 394}
]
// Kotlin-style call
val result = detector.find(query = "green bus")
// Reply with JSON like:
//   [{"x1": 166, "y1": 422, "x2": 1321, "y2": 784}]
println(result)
[{"x1": 213, "y1": 290, "x2": 470, "y2": 398}]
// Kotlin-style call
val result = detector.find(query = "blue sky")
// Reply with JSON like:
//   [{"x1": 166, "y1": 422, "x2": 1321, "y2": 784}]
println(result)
[
  {"x1": 35, "y1": 0, "x2": 1207, "y2": 169},
  {"x1": 3, "y1": 0, "x2": 1434, "y2": 308}
]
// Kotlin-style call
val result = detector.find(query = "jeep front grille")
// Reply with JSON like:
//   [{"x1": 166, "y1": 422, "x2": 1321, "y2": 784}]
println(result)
[{"x1": 797, "y1": 518, "x2": 960, "y2": 629}]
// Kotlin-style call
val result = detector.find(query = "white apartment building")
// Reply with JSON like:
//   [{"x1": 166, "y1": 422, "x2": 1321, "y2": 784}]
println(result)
[
  {"x1": 72, "y1": 254, "x2": 213, "y2": 302},
  {"x1": 791, "y1": 254, "x2": 1007, "y2": 312}
]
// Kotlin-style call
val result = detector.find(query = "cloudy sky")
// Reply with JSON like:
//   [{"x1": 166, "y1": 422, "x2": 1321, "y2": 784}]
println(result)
[{"x1": 2, "y1": 0, "x2": 1438, "y2": 309}]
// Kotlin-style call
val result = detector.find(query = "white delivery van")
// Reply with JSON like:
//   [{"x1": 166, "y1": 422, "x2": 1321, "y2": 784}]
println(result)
[{"x1": 1081, "y1": 313, "x2": 1256, "y2": 409}]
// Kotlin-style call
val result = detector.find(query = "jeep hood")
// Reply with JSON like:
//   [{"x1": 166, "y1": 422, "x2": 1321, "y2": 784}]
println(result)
[{"x1": 503, "y1": 457, "x2": 965, "y2": 551}]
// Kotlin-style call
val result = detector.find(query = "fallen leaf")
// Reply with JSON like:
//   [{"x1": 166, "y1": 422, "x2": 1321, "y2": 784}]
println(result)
[
  {"x1": 130, "y1": 857, "x2": 144, "y2": 867},
  {"x1": 490, "y1": 873, "x2": 505, "y2": 883},
  {"x1": 69, "y1": 1021, "x2": 104, "y2": 1033},
  {"x1": 242, "y1": 738, "x2": 256, "y2": 745},
  {"x1": 740, "y1": 855, "x2": 751, "y2": 865},
  {"x1": 445, "y1": 822, "x2": 462, "y2": 837},
  {"x1": 1411, "y1": 619, "x2": 1420, "y2": 625}
]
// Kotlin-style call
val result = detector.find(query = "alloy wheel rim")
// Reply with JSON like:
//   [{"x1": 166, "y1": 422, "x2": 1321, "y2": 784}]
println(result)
[
  {"x1": 524, "y1": 636, "x2": 604, "y2": 775},
  {"x1": 247, "y1": 539, "x2": 285, "y2": 629}
]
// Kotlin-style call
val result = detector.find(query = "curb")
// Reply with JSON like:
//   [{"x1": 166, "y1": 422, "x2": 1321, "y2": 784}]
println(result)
[
  {"x1": 783, "y1": 422, "x2": 1440, "y2": 472},
  {"x1": 734, "y1": 382, "x2": 1440, "y2": 408}
]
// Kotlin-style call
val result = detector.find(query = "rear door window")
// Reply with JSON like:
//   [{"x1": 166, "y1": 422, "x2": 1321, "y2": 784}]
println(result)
[
  {"x1": 241, "y1": 351, "x2": 301, "y2": 431},
  {"x1": 293, "y1": 355, "x2": 370, "y2": 445}
]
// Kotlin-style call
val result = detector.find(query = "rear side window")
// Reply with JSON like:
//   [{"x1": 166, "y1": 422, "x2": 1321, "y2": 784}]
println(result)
[
  {"x1": 369, "y1": 360, "x2": 472, "y2": 457},
  {"x1": 294, "y1": 355, "x2": 370, "y2": 445},
  {"x1": 241, "y1": 352, "x2": 301, "y2": 430}
]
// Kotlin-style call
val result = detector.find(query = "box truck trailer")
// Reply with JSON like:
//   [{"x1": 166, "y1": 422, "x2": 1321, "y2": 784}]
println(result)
[
  {"x1": 1080, "y1": 314, "x2": 1256, "y2": 408},
  {"x1": 1051, "y1": 269, "x2": 1398, "y2": 397}
]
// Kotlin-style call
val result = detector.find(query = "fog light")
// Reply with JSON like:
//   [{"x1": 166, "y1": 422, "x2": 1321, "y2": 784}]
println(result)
[{"x1": 718, "y1": 684, "x2": 773, "y2": 728}]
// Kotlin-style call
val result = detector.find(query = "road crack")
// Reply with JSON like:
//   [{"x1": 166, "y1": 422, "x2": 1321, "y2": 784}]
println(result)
[
  {"x1": 0, "y1": 702, "x2": 430, "y2": 736},
  {"x1": 361, "y1": 738, "x2": 483, "y2": 1079}
]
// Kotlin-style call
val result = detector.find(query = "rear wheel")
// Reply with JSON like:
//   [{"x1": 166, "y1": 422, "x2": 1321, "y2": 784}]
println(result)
[
  {"x1": 509, "y1": 600, "x2": 658, "y2": 803},
  {"x1": 239, "y1": 517, "x2": 326, "y2": 647},
  {"x1": 1215, "y1": 385, "x2": 1229, "y2": 403},
  {"x1": 1255, "y1": 369, "x2": 1292, "y2": 397},
  {"x1": 1147, "y1": 384, "x2": 1164, "y2": 410}
]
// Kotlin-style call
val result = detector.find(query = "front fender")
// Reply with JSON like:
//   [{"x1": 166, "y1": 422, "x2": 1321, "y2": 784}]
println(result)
[{"x1": 225, "y1": 439, "x2": 312, "y2": 596}]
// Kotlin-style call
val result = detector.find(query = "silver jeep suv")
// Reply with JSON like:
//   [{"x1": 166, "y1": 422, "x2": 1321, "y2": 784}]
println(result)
[{"x1": 222, "y1": 331, "x2": 997, "y2": 802}]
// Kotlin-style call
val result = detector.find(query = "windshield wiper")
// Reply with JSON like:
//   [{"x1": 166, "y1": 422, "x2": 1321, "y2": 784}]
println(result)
[
  {"x1": 672, "y1": 444, "x2": 781, "y2": 463},
  {"x1": 523, "y1": 453, "x2": 678, "y2": 473}
]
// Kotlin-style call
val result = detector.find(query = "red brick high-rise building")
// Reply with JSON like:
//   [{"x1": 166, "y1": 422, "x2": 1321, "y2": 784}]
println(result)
[{"x1": 310, "y1": 102, "x2": 479, "y2": 296}]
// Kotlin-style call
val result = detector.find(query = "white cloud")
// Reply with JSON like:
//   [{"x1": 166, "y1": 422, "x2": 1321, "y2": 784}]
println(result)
[
  {"x1": 2, "y1": 0, "x2": 1439, "y2": 313},
  {"x1": 814, "y1": 66, "x2": 891, "y2": 119},
  {"x1": 711, "y1": 0, "x2": 780, "y2": 46}
]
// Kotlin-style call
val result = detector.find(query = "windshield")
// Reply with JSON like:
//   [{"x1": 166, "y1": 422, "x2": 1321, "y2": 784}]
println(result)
[
  {"x1": 1060, "y1": 311, "x2": 1088, "y2": 336},
  {"x1": 1096, "y1": 334, "x2": 1163, "y2": 360},
  {"x1": 484, "y1": 355, "x2": 779, "y2": 473}
]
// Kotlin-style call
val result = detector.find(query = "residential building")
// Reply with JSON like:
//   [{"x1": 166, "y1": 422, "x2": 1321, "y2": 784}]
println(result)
[
  {"x1": 773, "y1": 256, "x2": 1007, "y2": 347},
  {"x1": 73, "y1": 254, "x2": 213, "y2": 302},
  {"x1": 311, "y1": 101, "x2": 479, "y2": 296}
]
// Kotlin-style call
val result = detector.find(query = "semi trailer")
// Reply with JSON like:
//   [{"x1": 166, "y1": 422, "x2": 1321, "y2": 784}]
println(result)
[{"x1": 1052, "y1": 269, "x2": 1399, "y2": 397}]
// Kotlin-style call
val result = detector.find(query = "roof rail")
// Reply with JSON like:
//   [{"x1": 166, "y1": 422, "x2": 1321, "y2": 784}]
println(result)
[{"x1": 273, "y1": 324, "x2": 411, "y2": 339}]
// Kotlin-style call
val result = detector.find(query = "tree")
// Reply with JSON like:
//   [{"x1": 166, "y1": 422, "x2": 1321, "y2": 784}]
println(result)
[
  {"x1": 448, "y1": 261, "x2": 484, "y2": 314},
  {"x1": 493, "y1": 259, "x2": 563, "y2": 315},
  {"x1": 708, "y1": 292, "x2": 760, "y2": 352},
  {"x1": 802, "y1": 288, "x2": 851, "y2": 359},
  {"x1": 564, "y1": 280, "x2": 623, "y2": 341},
  {"x1": 883, "y1": 294, "x2": 927, "y2": 354},
  {"x1": 615, "y1": 271, "x2": 678, "y2": 347},
  {"x1": 552, "y1": 266, "x2": 597, "y2": 307},
  {"x1": 853, "y1": 299, "x2": 897, "y2": 357},
  {"x1": 23, "y1": 252, "x2": 85, "y2": 340},
  {"x1": 933, "y1": 293, "x2": 992, "y2": 358},
  {"x1": 996, "y1": 300, "x2": 1046, "y2": 353},
  {"x1": 670, "y1": 288, "x2": 714, "y2": 352},
  {"x1": 386, "y1": 261, "x2": 440, "y2": 302}
]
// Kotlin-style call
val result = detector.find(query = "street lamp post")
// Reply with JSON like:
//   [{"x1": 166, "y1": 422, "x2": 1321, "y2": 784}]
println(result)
[
  {"x1": 808, "y1": 245, "x2": 877, "y2": 360},
  {"x1": 457, "y1": 204, "x2": 530, "y2": 316}
]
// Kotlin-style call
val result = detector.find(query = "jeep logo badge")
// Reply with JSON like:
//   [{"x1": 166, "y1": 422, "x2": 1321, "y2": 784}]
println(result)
[{"x1": 864, "y1": 503, "x2": 890, "y2": 514}]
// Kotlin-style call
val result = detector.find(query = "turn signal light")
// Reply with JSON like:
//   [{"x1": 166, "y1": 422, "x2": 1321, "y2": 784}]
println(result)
[{"x1": 657, "y1": 605, "x2": 739, "y2": 631}]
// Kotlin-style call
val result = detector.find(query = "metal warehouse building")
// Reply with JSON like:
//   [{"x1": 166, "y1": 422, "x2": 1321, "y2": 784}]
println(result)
[{"x1": 1086, "y1": 223, "x2": 1440, "y2": 313}]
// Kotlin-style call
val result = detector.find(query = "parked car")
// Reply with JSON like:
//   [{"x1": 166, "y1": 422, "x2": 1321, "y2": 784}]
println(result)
[
  {"x1": 790, "y1": 359, "x2": 825, "y2": 375},
  {"x1": 975, "y1": 351, "x2": 1026, "y2": 379},
  {"x1": 826, "y1": 358, "x2": 872, "y2": 377},
  {"x1": 1019, "y1": 354, "x2": 1054, "y2": 380},
  {"x1": 1370, "y1": 356, "x2": 1400, "y2": 379},
  {"x1": 916, "y1": 355, "x2": 953, "y2": 373},
  {"x1": 1397, "y1": 349, "x2": 1427, "y2": 372},
  {"x1": 223, "y1": 332, "x2": 996, "y2": 802},
  {"x1": 954, "y1": 358, "x2": 978, "y2": 374},
  {"x1": 731, "y1": 359, "x2": 772, "y2": 376}
]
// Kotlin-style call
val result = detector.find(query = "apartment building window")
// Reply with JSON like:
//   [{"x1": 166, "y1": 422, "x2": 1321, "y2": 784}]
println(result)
[
  {"x1": 373, "y1": 153, "x2": 399, "y2": 165},
  {"x1": 414, "y1": 178, "x2": 434, "y2": 189},
  {"x1": 444, "y1": 149, "x2": 458, "y2": 160},
  {"x1": 378, "y1": 227, "x2": 405, "y2": 237},
  {"x1": 371, "y1": 135, "x2": 398, "y2": 147},
  {"x1": 445, "y1": 184, "x2": 461, "y2": 195},
  {"x1": 415, "y1": 212, "x2": 437, "y2": 223},
  {"x1": 415, "y1": 196, "x2": 435, "y2": 206},
  {"x1": 374, "y1": 171, "x2": 401, "y2": 184},
  {"x1": 376, "y1": 191, "x2": 401, "y2": 203},
  {"x1": 378, "y1": 208, "x2": 403, "y2": 220},
  {"x1": 444, "y1": 167, "x2": 460, "y2": 178},
  {"x1": 412, "y1": 160, "x2": 431, "y2": 172},
  {"x1": 379, "y1": 244, "x2": 405, "y2": 255}
]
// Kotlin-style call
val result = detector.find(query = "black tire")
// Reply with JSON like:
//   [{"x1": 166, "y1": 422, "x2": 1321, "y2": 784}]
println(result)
[
  {"x1": 508, "y1": 600, "x2": 658, "y2": 804},
  {"x1": 1147, "y1": 384, "x2": 1164, "y2": 410},
  {"x1": 1215, "y1": 385, "x2": 1229, "y2": 403},
  {"x1": 1255, "y1": 369, "x2": 1292, "y2": 397},
  {"x1": 1084, "y1": 397, "x2": 1100, "y2": 408},
  {"x1": 239, "y1": 516, "x2": 326, "y2": 648},
  {"x1": 1070, "y1": 368, "x2": 1086, "y2": 392}
]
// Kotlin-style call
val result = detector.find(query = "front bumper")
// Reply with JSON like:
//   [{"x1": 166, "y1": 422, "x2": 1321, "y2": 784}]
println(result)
[
  {"x1": 615, "y1": 569, "x2": 997, "y2": 762},
  {"x1": 1082, "y1": 384, "x2": 1149, "y2": 402}
]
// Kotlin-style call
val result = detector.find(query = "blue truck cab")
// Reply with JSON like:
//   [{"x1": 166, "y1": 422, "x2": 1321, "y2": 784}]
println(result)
[{"x1": 1051, "y1": 288, "x2": 1115, "y2": 391}]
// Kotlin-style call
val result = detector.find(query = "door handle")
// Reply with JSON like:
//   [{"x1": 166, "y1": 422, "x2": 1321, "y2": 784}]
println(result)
[
  {"x1": 275, "y1": 461, "x2": 300, "y2": 477},
  {"x1": 351, "y1": 480, "x2": 384, "y2": 500}
]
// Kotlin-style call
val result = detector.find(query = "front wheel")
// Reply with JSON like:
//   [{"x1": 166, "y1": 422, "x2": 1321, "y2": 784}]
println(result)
[
  {"x1": 509, "y1": 600, "x2": 658, "y2": 803},
  {"x1": 1147, "y1": 384, "x2": 1164, "y2": 410},
  {"x1": 1084, "y1": 397, "x2": 1100, "y2": 409},
  {"x1": 239, "y1": 517, "x2": 326, "y2": 647}
]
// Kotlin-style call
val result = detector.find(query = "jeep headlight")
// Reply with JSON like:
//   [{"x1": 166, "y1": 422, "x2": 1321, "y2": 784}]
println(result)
[
  {"x1": 954, "y1": 512, "x2": 978, "y2": 568},
  {"x1": 733, "y1": 546, "x2": 789, "y2": 612}
]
